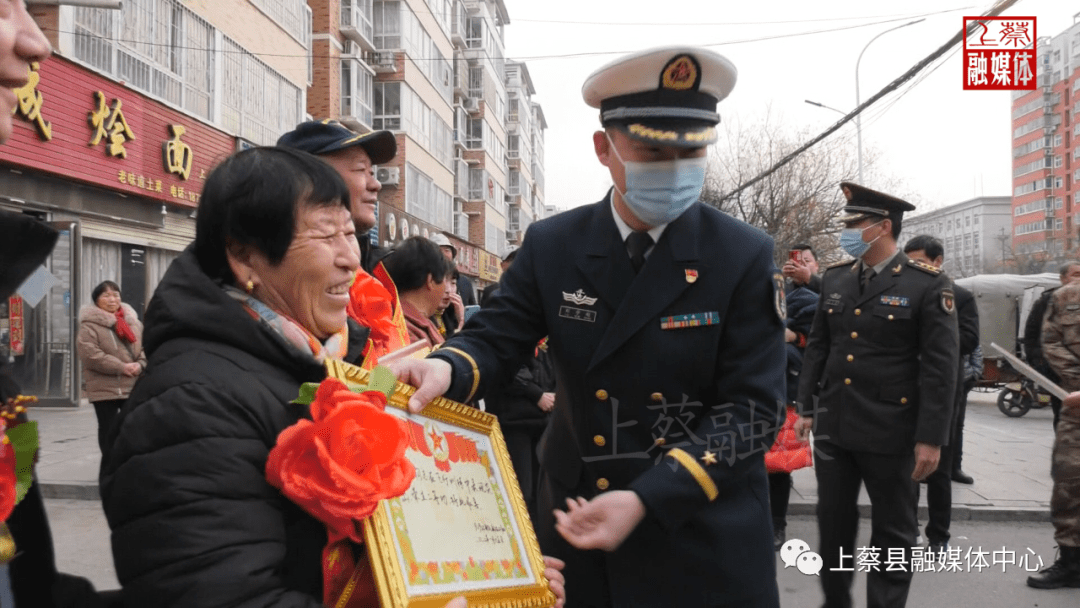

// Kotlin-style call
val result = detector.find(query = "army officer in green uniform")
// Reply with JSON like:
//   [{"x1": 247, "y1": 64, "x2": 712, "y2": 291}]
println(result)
[{"x1": 795, "y1": 183, "x2": 959, "y2": 608}]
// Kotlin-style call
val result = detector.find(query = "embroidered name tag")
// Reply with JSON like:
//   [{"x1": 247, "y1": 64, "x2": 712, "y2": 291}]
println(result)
[
  {"x1": 879, "y1": 295, "x2": 910, "y2": 307},
  {"x1": 559, "y1": 305, "x2": 597, "y2": 322},
  {"x1": 660, "y1": 312, "x2": 719, "y2": 330}
]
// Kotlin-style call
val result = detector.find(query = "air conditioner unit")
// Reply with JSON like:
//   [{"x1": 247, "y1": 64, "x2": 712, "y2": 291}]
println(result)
[
  {"x1": 373, "y1": 51, "x2": 396, "y2": 73},
  {"x1": 376, "y1": 166, "x2": 400, "y2": 186},
  {"x1": 463, "y1": 98, "x2": 480, "y2": 114},
  {"x1": 507, "y1": 230, "x2": 521, "y2": 241}
]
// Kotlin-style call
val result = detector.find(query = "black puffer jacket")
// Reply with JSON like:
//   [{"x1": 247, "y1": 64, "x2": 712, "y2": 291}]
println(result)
[{"x1": 99, "y1": 246, "x2": 368, "y2": 607}]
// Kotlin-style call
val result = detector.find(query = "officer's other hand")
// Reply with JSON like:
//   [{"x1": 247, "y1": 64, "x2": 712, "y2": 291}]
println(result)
[
  {"x1": 441, "y1": 597, "x2": 466, "y2": 608},
  {"x1": 388, "y1": 358, "x2": 452, "y2": 413},
  {"x1": 782, "y1": 261, "x2": 811, "y2": 286},
  {"x1": 553, "y1": 491, "x2": 646, "y2": 552},
  {"x1": 543, "y1": 556, "x2": 567, "y2": 608},
  {"x1": 537, "y1": 392, "x2": 556, "y2": 412},
  {"x1": 911, "y1": 442, "x2": 941, "y2": 481},
  {"x1": 784, "y1": 328, "x2": 797, "y2": 343},
  {"x1": 794, "y1": 416, "x2": 813, "y2": 442},
  {"x1": 1064, "y1": 391, "x2": 1080, "y2": 409}
]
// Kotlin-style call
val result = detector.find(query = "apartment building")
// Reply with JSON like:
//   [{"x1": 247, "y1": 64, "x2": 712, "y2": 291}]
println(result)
[
  {"x1": 309, "y1": 0, "x2": 546, "y2": 289},
  {"x1": 0, "y1": 1, "x2": 309, "y2": 404},
  {"x1": 1009, "y1": 14, "x2": 1080, "y2": 265},
  {"x1": 900, "y1": 196, "x2": 1012, "y2": 277}
]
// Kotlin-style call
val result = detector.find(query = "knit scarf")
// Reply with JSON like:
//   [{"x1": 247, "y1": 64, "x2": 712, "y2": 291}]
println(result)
[
  {"x1": 114, "y1": 308, "x2": 137, "y2": 344},
  {"x1": 224, "y1": 286, "x2": 349, "y2": 363}
]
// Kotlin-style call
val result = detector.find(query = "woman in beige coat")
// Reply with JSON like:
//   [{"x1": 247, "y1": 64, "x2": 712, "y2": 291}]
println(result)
[{"x1": 77, "y1": 280, "x2": 146, "y2": 455}]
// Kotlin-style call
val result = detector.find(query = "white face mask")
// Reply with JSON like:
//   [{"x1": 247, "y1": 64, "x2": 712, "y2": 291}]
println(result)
[{"x1": 607, "y1": 133, "x2": 707, "y2": 227}]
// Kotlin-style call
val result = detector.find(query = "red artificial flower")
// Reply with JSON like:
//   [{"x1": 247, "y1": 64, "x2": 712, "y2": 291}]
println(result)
[
  {"x1": 347, "y1": 270, "x2": 399, "y2": 362},
  {"x1": 266, "y1": 379, "x2": 415, "y2": 543},
  {"x1": 0, "y1": 441, "x2": 16, "y2": 522}
]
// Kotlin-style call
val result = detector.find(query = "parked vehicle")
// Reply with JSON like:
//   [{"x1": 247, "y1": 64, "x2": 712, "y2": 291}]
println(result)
[{"x1": 955, "y1": 272, "x2": 1059, "y2": 417}]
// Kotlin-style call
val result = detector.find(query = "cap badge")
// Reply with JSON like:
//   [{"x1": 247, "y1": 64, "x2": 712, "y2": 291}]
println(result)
[{"x1": 661, "y1": 55, "x2": 699, "y2": 91}]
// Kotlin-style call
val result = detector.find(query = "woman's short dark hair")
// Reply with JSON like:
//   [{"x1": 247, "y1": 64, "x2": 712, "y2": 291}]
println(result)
[
  {"x1": 193, "y1": 147, "x2": 351, "y2": 283},
  {"x1": 91, "y1": 280, "x2": 120, "y2": 303},
  {"x1": 382, "y1": 237, "x2": 452, "y2": 292}
]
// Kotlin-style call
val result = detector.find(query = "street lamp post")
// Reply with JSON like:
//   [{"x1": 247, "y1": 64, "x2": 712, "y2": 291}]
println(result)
[{"x1": 855, "y1": 18, "x2": 925, "y2": 183}]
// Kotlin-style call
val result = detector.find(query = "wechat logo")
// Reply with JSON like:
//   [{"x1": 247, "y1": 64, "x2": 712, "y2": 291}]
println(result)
[{"x1": 780, "y1": 538, "x2": 823, "y2": 576}]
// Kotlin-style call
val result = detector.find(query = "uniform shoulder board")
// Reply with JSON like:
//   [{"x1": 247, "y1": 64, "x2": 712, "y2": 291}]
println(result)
[
  {"x1": 907, "y1": 259, "x2": 942, "y2": 275},
  {"x1": 826, "y1": 259, "x2": 856, "y2": 271}
]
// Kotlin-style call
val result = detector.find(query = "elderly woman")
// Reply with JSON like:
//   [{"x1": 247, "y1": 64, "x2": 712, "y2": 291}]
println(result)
[
  {"x1": 77, "y1": 280, "x2": 146, "y2": 455},
  {"x1": 381, "y1": 236, "x2": 453, "y2": 348},
  {"x1": 99, "y1": 147, "x2": 562, "y2": 608}
]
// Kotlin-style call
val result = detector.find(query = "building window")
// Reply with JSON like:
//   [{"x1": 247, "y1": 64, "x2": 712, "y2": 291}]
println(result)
[
  {"x1": 405, "y1": 163, "x2": 452, "y2": 231},
  {"x1": 466, "y1": 117, "x2": 483, "y2": 149},
  {"x1": 342, "y1": 59, "x2": 374, "y2": 128},
  {"x1": 250, "y1": 0, "x2": 311, "y2": 46},
  {"x1": 373, "y1": 1, "x2": 402, "y2": 48},
  {"x1": 466, "y1": 17, "x2": 483, "y2": 49},
  {"x1": 373, "y1": 82, "x2": 401, "y2": 130}
]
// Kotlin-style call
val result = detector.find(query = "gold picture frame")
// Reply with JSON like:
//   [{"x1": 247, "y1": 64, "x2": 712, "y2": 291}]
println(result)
[{"x1": 326, "y1": 359, "x2": 556, "y2": 608}]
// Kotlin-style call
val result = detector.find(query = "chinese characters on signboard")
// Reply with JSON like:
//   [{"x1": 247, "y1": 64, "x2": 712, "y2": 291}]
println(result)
[
  {"x1": 7, "y1": 297, "x2": 23, "y2": 356},
  {"x1": 963, "y1": 17, "x2": 1036, "y2": 91},
  {"x1": 11, "y1": 62, "x2": 51, "y2": 140}
]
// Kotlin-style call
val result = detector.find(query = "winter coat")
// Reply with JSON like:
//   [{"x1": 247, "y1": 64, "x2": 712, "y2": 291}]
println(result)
[
  {"x1": 485, "y1": 347, "x2": 555, "y2": 432},
  {"x1": 99, "y1": 246, "x2": 369, "y2": 608},
  {"x1": 76, "y1": 302, "x2": 146, "y2": 402}
]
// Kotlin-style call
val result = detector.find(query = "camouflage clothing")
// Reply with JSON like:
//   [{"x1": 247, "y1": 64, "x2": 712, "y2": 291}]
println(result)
[{"x1": 1039, "y1": 282, "x2": 1080, "y2": 547}]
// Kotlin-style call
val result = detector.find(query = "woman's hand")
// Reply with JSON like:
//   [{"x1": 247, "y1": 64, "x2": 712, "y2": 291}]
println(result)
[
  {"x1": 122, "y1": 362, "x2": 143, "y2": 377},
  {"x1": 544, "y1": 555, "x2": 566, "y2": 607},
  {"x1": 537, "y1": 392, "x2": 556, "y2": 413},
  {"x1": 448, "y1": 292, "x2": 465, "y2": 330},
  {"x1": 442, "y1": 597, "x2": 466, "y2": 608}
]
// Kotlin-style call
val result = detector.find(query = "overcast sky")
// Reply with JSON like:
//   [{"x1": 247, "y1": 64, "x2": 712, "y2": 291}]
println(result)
[{"x1": 501, "y1": 0, "x2": 1077, "y2": 218}]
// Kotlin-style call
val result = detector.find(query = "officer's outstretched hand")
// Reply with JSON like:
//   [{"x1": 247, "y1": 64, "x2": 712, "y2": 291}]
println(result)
[
  {"x1": 554, "y1": 491, "x2": 646, "y2": 552},
  {"x1": 1064, "y1": 391, "x2": 1080, "y2": 409},
  {"x1": 911, "y1": 442, "x2": 941, "y2": 482},
  {"x1": 388, "y1": 358, "x2": 452, "y2": 413}
]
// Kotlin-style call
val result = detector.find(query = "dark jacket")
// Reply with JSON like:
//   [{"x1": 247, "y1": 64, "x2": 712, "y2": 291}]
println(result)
[
  {"x1": 798, "y1": 253, "x2": 959, "y2": 453},
  {"x1": 485, "y1": 346, "x2": 555, "y2": 431},
  {"x1": 99, "y1": 247, "x2": 368, "y2": 608},
  {"x1": 431, "y1": 196, "x2": 786, "y2": 607},
  {"x1": 955, "y1": 283, "x2": 979, "y2": 358},
  {"x1": 785, "y1": 285, "x2": 819, "y2": 403},
  {"x1": 1023, "y1": 287, "x2": 1058, "y2": 376}
]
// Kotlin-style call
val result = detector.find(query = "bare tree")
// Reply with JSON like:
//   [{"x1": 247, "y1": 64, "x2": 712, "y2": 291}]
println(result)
[{"x1": 701, "y1": 112, "x2": 910, "y2": 268}]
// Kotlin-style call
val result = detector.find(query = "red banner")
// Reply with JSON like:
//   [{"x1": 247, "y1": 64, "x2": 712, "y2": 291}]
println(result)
[
  {"x1": 8, "y1": 296, "x2": 23, "y2": 356},
  {"x1": 0, "y1": 56, "x2": 235, "y2": 209}
]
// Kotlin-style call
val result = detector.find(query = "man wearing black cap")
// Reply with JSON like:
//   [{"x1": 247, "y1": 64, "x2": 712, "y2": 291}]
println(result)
[
  {"x1": 391, "y1": 46, "x2": 786, "y2": 607},
  {"x1": 277, "y1": 119, "x2": 396, "y2": 271},
  {"x1": 795, "y1": 183, "x2": 959, "y2": 608}
]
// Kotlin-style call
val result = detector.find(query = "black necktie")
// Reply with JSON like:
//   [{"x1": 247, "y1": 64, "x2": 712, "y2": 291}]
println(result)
[
  {"x1": 861, "y1": 264, "x2": 876, "y2": 291},
  {"x1": 627, "y1": 231, "x2": 654, "y2": 274}
]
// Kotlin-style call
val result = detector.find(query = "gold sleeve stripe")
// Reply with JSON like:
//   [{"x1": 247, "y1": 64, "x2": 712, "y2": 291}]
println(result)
[
  {"x1": 668, "y1": 448, "x2": 719, "y2": 501},
  {"x1": 440, "y1": 347, "x2": 480, "y2": 403}
]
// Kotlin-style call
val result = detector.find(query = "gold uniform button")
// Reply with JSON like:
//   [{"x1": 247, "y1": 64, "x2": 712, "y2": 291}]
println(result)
[
  {"x1": 851, "y1": 332, "x2": 858, "y2": 339},
  {"x1": 595, "y1": 389, "x2": 608, "y2": 401},
  {"x1": 596, "y1": 478, "x2": 610, "y2": 491},
  {"x1": 901, "y1": 397, "x2": 908, "y2": 404},
  {"x1": 651, "y1": 392, "x2": 663, "y2": 402},
  {"x1": 847, "y1": 355, "x2": 854, "y2": 362},
  {"x1": 593, "y1": 435, "x2": 606, "y2": 447},
  {"x1": 654, "y1": 437, "x2": 666, "y2": 446},
  {"x1": 828, "y1": 308, "x2": 834, "y2": 314},
  {"x1": 844, "y1": 378, "x2": 852, "y2": 385},
  {"x1": 855, "y1": 308, "x2": 861, "y2": 315},
  {"x1": 888, "y1": 314, "x2": 895, "y2": 321}
]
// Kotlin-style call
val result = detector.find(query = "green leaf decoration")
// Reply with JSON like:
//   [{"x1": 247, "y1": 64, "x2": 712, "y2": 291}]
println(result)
[
  {"x1": 365, "y1": 366, "x2": 397, "y2": 400},
  {"x1": 6, "y1": 421, "x2": 39, "y2": 505},
  {"x1": 292, "y1": 382, "x2": 321, "y2": 405}
]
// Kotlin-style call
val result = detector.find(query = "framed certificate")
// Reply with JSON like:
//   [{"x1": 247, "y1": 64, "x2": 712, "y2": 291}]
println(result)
[{"x1": 326, "y1": 360, "x2": 556, "y2": 608}]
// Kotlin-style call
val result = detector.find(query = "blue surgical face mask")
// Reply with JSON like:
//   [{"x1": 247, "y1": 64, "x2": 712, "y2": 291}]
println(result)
[
  {"x1": 839, "y1": 221, "x2": 884, "y2": 259},
  {"x1": 608, "y1": 134, "x2": 707, "y2": 227}
]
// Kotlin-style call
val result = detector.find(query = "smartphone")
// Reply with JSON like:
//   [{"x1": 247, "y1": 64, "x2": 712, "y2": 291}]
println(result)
[{"x1": 789, "y1": 250, "x2": 802, "y2": 264}]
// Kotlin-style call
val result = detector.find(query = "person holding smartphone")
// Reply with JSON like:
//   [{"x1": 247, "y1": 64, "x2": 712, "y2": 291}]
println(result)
[{"x1": 782, "y1": 243, "x2": 821, "y2": 293}]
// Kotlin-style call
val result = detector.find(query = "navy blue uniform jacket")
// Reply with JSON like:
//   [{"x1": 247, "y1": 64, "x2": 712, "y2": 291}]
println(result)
[{"x1": 431, "y1": 195, "x2": 786, "y2": 606}]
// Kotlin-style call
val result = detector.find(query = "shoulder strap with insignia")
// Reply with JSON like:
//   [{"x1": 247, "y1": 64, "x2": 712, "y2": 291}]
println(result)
[
  {"x1": 907, "y1": 259, "x2": 942, "y2": 276},
  {"x1": 826, "y1": 259, "x2": 856, "y2": 271}
]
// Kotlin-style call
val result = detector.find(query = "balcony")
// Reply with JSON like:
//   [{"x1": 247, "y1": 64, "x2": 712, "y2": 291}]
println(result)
[
  {"x1": 450, "y1": 1, "x2": 468, "y2": 47},
  {"x1": 340, "y1": 0, "x2": 375, "y2": 52}
]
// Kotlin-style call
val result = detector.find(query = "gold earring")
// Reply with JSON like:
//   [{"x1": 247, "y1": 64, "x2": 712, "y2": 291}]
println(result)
[{"x1": 245, "y1": 280, "x2": 254, "y2": 293}]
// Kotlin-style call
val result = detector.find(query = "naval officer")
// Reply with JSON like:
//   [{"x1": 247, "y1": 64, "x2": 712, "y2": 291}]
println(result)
[{"x1": 392, "y1": 46, "x2": 787, "y2": 607}]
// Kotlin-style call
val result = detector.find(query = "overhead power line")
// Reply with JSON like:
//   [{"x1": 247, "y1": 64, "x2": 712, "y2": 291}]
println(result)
[{"x1": 717, "y1": 0, "x2": 1023, "y2": 205}]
